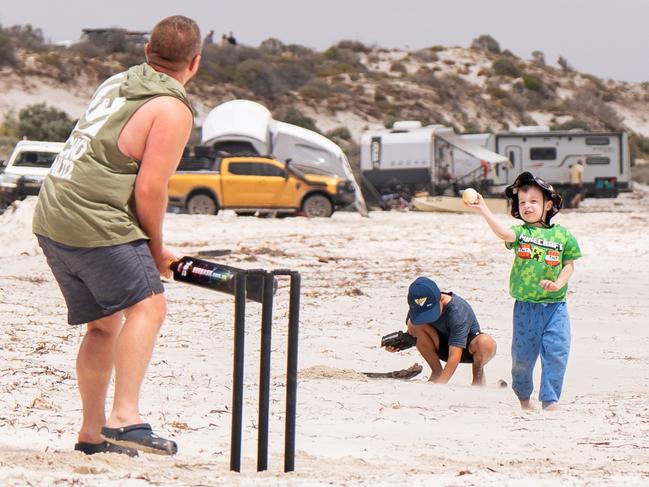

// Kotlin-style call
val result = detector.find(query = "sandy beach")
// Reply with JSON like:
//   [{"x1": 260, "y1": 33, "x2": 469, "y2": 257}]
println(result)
[{"x1": 1, "y1": 188, "x2": 648, "y2": 486}]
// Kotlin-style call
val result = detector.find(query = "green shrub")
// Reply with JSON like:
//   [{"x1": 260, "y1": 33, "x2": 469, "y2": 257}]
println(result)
[
  {"x1": 631, "y1": 164, "x2": 649, "y2": 183},
  {"x1": 411, "y1": 49, "x2": 439, "y2": 63},
  {"x1": 561, "y1": 89, "x2": 623, "y2": 131},
  {"x1": 259, "y1": 38, "x2": 285, "y2": 55},
  {"x1": 335, "y1": 40, "x2": 371, "y2": 53},
  {"x1": 631, "y1": 132, "x2": 649, "y2": 155},
  {"x1": 522, "y1": 74, "x2": 543, "y2": 91},
  {"x1": 390, "y1": 62, "x2": 407, "y2": 74},
  {"x1": 470, "y1": 35, "x2": 501, "y2": 54},
  {"x1": 326, "y1": 126, "x2": 351, "y2": 141},
  {"x1": 323, "y1": 45, "x2": 361, "y2": 66},
  {"x1": 17, "y1": 103, "x2": 74, "y2": 141},
  {"x1": 531, "y1": 50, "x2": 545, "y2": 66},
  {"x1": 315, "y1": 62, "x2": 357, "y2": 76},
  {"x1": 2, "y1": 24, "x2": 46, "y2": 51},
  {"x1": 557, "y1": 56, "x2": 573, "y2": 72},
  {"x1": 487, "y1": 85, "x2": 508, "y2": 100},
  {"x1": 279, "y1": 108, "x2": 320, "y2": 133},
  {"x1": 550, "y1": 118, "x2": 590, "y2": 131},
  {"x1": 234, "y1": 59, "x2": 289, "y2": 99},
  {"x1": 69, "y1": 41, "x2": 105, "y2": 59},
  {"x1": 383, "y1": 115, "x2": 399, "y2": 129},
  {"x1": 493, "y1": 57, "x2": 521, "y2": 77},
  {"x1": 276, "y1": 62, "x2": 312, "y2": 90},
  {"x1": 0, "y1": 32, "x2": 16, "y2": 66},
  {"x1": 299, "y1": 82, "x2": 332, "y2": 101}
]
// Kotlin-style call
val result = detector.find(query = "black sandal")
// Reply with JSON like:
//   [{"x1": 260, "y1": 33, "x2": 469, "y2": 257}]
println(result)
[
  {"x1": 101, "y1": 423, "x2": 177, "y2": 455},
  {"x1": 74, "y1": 440, "x2": 138, "y2": 457}
]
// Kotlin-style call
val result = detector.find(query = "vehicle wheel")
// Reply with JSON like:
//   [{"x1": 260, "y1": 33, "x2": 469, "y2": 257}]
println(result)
[
  {"x1": 186, "y1": 194, "x2": 219, "y2": 215},
  {"x1": 302, "y1": 194, "x2": 333, "y2": 218},
  {"x1": 235, "y1": 211, "x2": 256, "y2": 217}
]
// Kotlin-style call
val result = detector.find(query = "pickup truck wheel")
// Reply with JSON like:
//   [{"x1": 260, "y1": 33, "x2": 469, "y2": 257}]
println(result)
[
  {"x1": 302, "y1": 194, "x2": 333, "y2": 218},
  {"x1": 187, "y1": 194, "x2": 219, "y2": 215}
]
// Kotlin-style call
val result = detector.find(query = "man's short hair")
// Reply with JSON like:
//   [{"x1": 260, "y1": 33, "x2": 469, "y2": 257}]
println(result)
[{"x1": 148, "y1": 15, "x2": 201, "y2": 71}]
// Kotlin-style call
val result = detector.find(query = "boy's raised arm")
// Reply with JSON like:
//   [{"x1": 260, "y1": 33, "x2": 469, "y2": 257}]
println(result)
[{"x1": 466, "y1": 194, "x2": 516, "y2": 243}]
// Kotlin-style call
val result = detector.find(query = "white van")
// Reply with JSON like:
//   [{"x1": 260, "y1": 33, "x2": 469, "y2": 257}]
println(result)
[{"x1": 0, "y1": 140, "x2": 64, "y2": 207}]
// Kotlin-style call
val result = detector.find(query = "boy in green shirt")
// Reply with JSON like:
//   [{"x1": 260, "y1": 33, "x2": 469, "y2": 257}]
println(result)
[{"x1": 467, "y1": 172, "x2": 581, "y2": 410}]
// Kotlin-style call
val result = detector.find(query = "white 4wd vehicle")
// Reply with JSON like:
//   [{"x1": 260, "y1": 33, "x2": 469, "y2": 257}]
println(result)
[{"x1": 0, "y1": 140, "x2": 64, "y2": 207}]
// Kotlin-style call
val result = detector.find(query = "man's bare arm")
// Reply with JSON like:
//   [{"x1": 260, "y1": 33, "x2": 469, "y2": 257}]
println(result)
[{"x1": 134, "y1": 97, "x2": 193, "y2": 275}]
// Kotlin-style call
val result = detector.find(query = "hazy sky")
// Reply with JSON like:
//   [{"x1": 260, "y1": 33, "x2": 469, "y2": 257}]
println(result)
[{"x1": 1, "y1": 0, "x2": 647, "y2": 82}]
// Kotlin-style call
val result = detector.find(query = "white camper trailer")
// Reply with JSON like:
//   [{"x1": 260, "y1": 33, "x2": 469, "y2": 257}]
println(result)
[
  {"x1": 360, "y1": 122, "x2": 508, "y2": 196},
  {"x1": 485, "y1": 127, "x2": 631, "y2": 195},
  {"x1": 201, "y1": 100, "x2": 368, "y2": 215}
]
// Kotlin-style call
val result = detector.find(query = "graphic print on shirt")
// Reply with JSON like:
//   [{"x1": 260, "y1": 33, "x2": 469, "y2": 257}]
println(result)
[
  {"x1": 545, "y1": 250, "x2": 560, "y2": 267},
  {"x1": 508, "y1": 224, "x2": 582, "y2": 303},
  {"x1": 49, "y1": 73, "x2": 126, "y2": 181}
]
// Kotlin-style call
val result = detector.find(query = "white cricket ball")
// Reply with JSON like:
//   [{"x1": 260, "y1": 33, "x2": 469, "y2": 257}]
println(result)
[{"x1": 462, "y1": 188, "x2": 479, "y2": 204}]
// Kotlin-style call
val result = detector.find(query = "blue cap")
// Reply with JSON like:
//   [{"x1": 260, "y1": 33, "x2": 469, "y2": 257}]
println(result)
[{"x1": 408, "y1": 277, "x2": 441, "y2": 324}]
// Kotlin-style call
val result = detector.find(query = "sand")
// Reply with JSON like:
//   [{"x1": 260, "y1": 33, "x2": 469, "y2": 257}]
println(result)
[{"x1": 0, "y1": 188, "x2": 648, "y2": 486}]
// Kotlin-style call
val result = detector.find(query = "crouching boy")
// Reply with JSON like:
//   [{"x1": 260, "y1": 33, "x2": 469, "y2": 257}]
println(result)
[{"x1": 388, "y1": 277, "x2": 497, "y2": 385}]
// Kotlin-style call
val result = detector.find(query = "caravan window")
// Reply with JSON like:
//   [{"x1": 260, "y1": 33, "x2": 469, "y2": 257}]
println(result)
[
  {"x1": 586, "y1": 156, "x2": 610, "y2": 165},
  {"x1": 585, "y1": 136, "x2": 610, "y2": 146},
  {"x1": 530, "y1": 147, "x2": 557, "y2": 160}
]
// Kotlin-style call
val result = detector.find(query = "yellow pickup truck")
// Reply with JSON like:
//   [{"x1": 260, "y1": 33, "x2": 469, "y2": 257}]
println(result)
[{"x1": 168, "y1": 155, "x2": 356, "y2": 217}]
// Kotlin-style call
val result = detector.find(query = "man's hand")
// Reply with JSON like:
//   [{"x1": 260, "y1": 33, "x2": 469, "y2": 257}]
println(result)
[{"x1": 153, "y1": 246, "x2": 177, "y2": 279}]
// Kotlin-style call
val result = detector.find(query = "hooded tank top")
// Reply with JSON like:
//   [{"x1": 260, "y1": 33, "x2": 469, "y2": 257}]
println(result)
[{"x1": 33, "y1": 63, "x2": 191, "y2": 247}]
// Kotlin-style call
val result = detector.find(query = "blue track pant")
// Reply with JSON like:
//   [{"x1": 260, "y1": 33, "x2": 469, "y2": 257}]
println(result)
[{"x1": 511, "y1": 301, "x2": 571, "y2": 407}]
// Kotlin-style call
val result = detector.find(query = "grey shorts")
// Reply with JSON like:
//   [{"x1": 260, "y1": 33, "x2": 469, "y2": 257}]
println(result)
[{"x1": 37, "y1": 235, "x2": 164, "y2": 325}]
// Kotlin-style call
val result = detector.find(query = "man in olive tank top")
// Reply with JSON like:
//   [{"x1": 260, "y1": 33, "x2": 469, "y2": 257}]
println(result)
[{"x1": 32, "y1": 16, "x2": 201, "y2": 456}]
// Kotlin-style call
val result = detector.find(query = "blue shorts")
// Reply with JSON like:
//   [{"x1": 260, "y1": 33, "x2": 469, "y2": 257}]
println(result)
[{"x1": 37, "y1": 235, "x2": 164, "y2": 325}]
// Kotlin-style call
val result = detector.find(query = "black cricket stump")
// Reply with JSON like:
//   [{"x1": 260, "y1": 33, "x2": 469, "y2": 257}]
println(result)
[{"x1": 230, "y1": 269, "x2": 300, "y2": 473}]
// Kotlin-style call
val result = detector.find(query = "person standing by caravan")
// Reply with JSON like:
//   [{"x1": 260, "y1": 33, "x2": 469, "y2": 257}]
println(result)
[
  {"x1": 32, "y1": 15, "x2": 201, "y2": 455},
  {"x1": 466, "y1": 172, "x2": 581, "y2": 410},
  {"x1": 568, "y1": 160, "x2": 585, "y2": 208}
]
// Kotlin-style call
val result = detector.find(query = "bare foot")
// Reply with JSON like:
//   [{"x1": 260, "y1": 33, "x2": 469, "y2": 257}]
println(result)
[
  {"x1": 543, "y1": 402, "x2": 559, "y2": 411},
  {"x1": 520, "y1": 399, "x2": 535, "y2": 411}
]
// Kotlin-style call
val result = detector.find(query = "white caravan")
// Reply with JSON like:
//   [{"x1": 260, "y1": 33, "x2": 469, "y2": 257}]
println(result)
[
  {"x1": 201, "y1": 100, "x2": 368, "y2": 215},
  {"x1": 480, "y1": 127, "x2": 631, "y2": 195},
  {"x1": 359, "y1": 121, "x2": 508, "y2": 196}
]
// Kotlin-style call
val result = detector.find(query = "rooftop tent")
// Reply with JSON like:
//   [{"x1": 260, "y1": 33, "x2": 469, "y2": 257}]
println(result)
[
  {"x1": 199, "y1": 99, "x2": 368, "y2": 215},
  {"x1": 201, "y1": 100, "x2": 272, "y2": 155},
  {"x1": 273, "y1": 121, "x2": 368, "y2": 215}
]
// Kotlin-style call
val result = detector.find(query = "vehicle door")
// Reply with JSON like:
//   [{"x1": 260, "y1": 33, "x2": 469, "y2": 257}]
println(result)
[
  {"x1": 256, "y1": 160, "x2": 298, "y2": 207},
  {"x1": 220, "y1": 161, "x2": 261, "y2": 206},
  {"x1": 503, "y1": 145, "x2": 522, "y2": 184},
  {"x1": 221, "y1": 161, "x2": 294, "y2": 207}
]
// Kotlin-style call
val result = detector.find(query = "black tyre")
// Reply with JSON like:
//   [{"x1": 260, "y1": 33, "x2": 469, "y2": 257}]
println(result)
[
  {"x1": 302, "y1": 194, "x2": 333, "y2": 218},
  {"x1": 186, "y1": 193, "x2": 219, "y2": 215}
]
